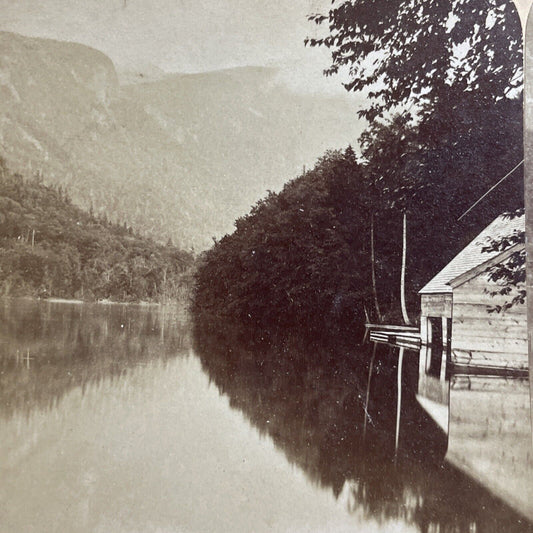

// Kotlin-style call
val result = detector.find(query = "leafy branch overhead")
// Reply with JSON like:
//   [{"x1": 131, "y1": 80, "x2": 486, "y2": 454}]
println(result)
[
  {"x1": 482, "y1": 210, "x2": 525, "y2": 312},
  {"x1": 306, "y1": 0, "x2": 522, "y2": 122}
]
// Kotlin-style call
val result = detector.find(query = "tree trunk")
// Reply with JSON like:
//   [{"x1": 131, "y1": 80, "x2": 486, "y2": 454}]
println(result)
[
  {"x1": 400, "y1": 212, "x2": 411, "y2": 325},
  {"x1": 370, "y1": 214, "x2": 382, "y2": 322}
]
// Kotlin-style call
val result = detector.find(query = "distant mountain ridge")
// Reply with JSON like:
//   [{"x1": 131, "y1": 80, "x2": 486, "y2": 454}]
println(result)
[{"x1": 0, "y1": 31, "x2": 363, "y2": 249}]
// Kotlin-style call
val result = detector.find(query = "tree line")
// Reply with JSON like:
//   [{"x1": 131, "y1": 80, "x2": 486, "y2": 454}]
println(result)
[{"x1": 0, "y1": 159, "x2": 194, "y2": 302}]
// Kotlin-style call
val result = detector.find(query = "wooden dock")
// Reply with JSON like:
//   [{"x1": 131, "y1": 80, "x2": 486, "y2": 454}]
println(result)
[{"x1": 364, "y1": 323, "x2": 421, "y2": 350}]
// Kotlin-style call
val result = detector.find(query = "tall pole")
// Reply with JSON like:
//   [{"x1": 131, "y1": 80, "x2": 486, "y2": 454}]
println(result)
[
  {"x1": 400, "y1": 212, "x2": 411, "y2": 325},
  {"x1": 371, "y1": 214, "x2": 382, "y2": 322}
]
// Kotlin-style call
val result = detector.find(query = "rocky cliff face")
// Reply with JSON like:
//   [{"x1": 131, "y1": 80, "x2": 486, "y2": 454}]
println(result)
[{"x1": 0, "y1": 31, "x2": 363, "y2": 249}]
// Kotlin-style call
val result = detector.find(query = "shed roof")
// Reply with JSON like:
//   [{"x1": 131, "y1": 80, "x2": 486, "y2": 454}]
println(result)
[{"x1": 419, "y1": 214, "x2": 524, "y2": 295}]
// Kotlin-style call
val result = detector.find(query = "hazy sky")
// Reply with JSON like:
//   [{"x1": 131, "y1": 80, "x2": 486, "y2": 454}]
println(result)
[
  {"x1": 0, "y1": 0, "x2": 343, "y2": 93},
  {"x1": 1, "y1": 0, "x2": 530, "y2": 92}
]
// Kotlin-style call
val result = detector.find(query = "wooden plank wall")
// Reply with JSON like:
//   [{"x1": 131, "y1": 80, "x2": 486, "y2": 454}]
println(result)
[
  {"x1": 452, "y1": 274, "x2": 527, "y2": 363},
  {"x1": 421, "y1": 293, "x2": 452, "y2": 318}
]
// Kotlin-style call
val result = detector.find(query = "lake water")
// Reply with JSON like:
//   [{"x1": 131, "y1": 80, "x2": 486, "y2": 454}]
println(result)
[{"x1": 0, "y1": 299, "x2": 531, "y2": 533}]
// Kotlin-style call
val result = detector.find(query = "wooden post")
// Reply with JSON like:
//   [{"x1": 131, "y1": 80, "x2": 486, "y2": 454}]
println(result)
[
  {"x1": 440, "y1": 317, "x2": 448, "y2": 382},
  {"x1": 425, "y1": 319, "x2": 433, "y2": 373},
  {"x1": 419, "y1": 316, "x2": 428, "y2": 377},
  {"x1": 395, "y1": 347, "x2": 405, "y2": 462},
  {"x1": 363, "y1": 342, "x2": 378, "y2": 440}
]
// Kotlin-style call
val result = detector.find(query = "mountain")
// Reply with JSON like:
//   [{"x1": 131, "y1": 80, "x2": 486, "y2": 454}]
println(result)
[{"x1": 0, "y1": 31, "x2": 364, "y2": 250}]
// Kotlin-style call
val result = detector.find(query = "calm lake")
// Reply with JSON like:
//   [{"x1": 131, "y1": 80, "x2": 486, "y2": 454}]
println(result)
[{"x1": 0, "y1": 298, "x2": 531, "y2": 533}]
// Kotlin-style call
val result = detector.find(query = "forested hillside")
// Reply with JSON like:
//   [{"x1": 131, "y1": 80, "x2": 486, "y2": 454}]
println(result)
[
  {"x1": 194, "y1": 149, "x2": 371, "y2": 337},
  {"x1": 0, "y1": 160, "x2": 193, "y2": 302}
]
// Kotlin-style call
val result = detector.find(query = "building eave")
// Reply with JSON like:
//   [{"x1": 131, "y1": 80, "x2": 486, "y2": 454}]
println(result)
[{"x1": 448, "y1": 242, "x2": 524, "y2": 290}]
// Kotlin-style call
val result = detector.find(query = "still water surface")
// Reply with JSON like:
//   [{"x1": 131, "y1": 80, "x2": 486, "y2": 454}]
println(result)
[{"x1": 0, "y1": 299, "x2": 531, "y2": 533}]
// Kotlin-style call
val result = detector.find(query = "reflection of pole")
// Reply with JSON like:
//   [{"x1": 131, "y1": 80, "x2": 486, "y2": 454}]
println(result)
[
  {"x1": 395, "y1": 347, "x2": 405, "y2": 462},
  {"x1": 23, "y1": 349, "x2": 33, "y2": 369},
  {"x1": 363, "y1": 342, "x2": 377, "y2": 440}
]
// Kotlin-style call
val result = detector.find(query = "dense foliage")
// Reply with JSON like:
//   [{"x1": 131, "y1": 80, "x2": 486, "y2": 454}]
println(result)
[
  {"x1": 307, "y1": 0, "x2": 524, "y2": 301},
  {"x1": 0, "y1": 160, "x2": 193, "y2": 302},
  {"x1": 358, "y1": 110, "x2": 523, "y2": 314},
  {"x1": 483, "y1": 210, "x2": 526, "y2": 312},
  {"x1": 307, "y1": 0, "x2": 522, "y2": 123},
  {"x1": 193, "y1": 139, "x2": 522, "y2": 334},
  {"x1": 194, "y1": 149, "x2": 376, "y2": 336}
]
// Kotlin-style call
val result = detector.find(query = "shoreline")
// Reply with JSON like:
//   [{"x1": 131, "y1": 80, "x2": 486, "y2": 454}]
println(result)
[{"x1": 0, "y1": 295, "x2": 163, "y2": 307}]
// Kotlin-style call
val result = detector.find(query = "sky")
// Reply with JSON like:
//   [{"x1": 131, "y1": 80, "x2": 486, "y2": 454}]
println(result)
[
  {"x1": 0, "y1": 0, "x2": 344, "y2": 93},
  {"x1": 0, "y1": 0, "x2": 530, "y2": 92}
]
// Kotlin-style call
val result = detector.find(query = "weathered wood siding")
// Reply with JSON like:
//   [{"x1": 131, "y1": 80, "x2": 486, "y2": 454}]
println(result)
[
  {"x1": 452, "y1": 273, "x2": 527, "y2": 364},
  {"x1": 421, "y1": 293, "x2": 452, "y2": 318}
]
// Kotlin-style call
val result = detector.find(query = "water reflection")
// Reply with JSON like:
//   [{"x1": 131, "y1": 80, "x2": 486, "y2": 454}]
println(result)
[
  {"x1": 193, "y1": 314, "x2": 533, "y2": 533},
  {"x1": 1, "y1": 300, "x2": 531, "y2": 532},
  {"x1": 0, "y1": 298, "x2": 190, "y2": 420}
]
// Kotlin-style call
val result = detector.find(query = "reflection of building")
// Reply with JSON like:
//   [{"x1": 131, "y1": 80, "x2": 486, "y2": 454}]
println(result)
[{"x1": 417, "y1": 214, "x2": 527, "y2": 431}]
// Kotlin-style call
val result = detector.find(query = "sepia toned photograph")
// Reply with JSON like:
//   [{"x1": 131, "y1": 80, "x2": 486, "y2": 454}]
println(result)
[{"x1": 0, "y1": 0, "x2": 532, "y2": 531}]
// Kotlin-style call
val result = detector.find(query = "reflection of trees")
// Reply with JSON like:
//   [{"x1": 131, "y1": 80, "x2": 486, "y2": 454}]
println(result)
[
  {"x1": 0, "y1": 299, "x2": 190, "y2": 419},
  {"x1": 193, "y1": 314, "x2": 532, "y2": 533}
]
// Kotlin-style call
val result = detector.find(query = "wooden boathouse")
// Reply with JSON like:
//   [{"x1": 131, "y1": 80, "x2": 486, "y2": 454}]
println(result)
[
  {"x1": 365, "y1": 213, "x2": 532, "y2": 520},
  {"x1": 366, "y1": 213, "x2": 527, "y2": 432},
  {"x1": 417, "y1": 213, "x2": 532, "y2": 521},
  {"x1": 417, "y1": 213, "x2": 527, "y2": 432}
]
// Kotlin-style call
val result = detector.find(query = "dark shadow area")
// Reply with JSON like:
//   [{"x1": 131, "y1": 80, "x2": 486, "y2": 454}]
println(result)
[{"x1": 192, "y1": 312, "x2": 533, "y2": 532}]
